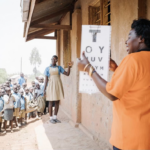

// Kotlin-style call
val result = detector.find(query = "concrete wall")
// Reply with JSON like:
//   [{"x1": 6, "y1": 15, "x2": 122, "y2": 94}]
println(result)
[
  {"x1": 57, "y1": 0, "x2": 140, "y2": 149},
  {"x1": 57, "y1": 10, "x2": 82, "y2": 124}
]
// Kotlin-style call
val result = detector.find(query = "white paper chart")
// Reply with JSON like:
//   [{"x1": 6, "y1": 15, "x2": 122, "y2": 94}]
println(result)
[{"x1": 79, "y1": 25, "x2": 111, "y2": 94}]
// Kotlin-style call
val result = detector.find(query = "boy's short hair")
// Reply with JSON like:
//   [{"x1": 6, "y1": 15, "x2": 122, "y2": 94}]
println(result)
[
  {"x1": 131, "y1": 19, "x2": 150, "y2": 48},
  {"x1": 53, "y1": 55, "x2": 58, "y2": 59},
  {"x1": 5, "y1": 87, "x2": 10, "y2": 91}
]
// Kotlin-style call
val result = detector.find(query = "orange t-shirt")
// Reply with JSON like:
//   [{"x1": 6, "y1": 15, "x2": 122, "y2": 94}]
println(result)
[{"x1": 106, "y1": 51, "x2": 150, "y2": 150}]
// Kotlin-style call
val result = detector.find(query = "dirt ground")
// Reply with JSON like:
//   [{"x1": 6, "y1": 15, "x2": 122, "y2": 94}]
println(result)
[{"x1": 0, "y1": 109, "x2": 104, "y2": 150}]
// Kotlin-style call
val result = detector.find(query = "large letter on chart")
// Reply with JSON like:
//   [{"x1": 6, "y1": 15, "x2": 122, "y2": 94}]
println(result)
[{"x1": 79, "y1": 25, "x2": 111, "y2": 94}]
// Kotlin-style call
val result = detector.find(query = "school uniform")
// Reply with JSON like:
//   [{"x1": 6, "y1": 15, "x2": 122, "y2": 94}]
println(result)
[
  {"x1": 0, "y1": 97, "x2": 4, "y2": 123},
  {"x1": 29, "y1": 92, "x2": 34, "y2": 101},
  {"x1": 24, "y1": 93, "x2": 31, "y2": 103},
  {"x1": 44, "y1": 65, "x2": 64, "y2": 101},
  {"x1": 18, "y1": 77, "x2": 26, "y2": 86},
  {"x1": 19, "y1": 96, "x2": 26, "y2": 118},
  {"x1": 3, "y1": 95, "x2": 14, "y2": 121},
  {"x1": 106, "y1": 51, "x2": 150, "y2": 150},
  {"x1": 13, "y1": 93, "x2": 21, "y2": 118}
]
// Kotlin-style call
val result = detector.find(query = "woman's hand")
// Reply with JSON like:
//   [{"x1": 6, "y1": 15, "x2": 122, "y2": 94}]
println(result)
[
  {"x1": 110, "y1": 58, "x2": 118, "y2": 72},
  {"x1": 77, "y1": 51, "x2": 89, "y2": 72},
  {"x1": 68, "y1": 62, "x2": 74, "y2": 68}
]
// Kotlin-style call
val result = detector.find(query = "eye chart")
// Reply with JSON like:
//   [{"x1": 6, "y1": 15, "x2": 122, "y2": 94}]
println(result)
[{"x1": 79, "y1": 25, "x2": 111, "y2": 94}]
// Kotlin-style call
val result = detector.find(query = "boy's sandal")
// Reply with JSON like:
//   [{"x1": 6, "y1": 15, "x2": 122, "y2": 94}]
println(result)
[{"x1": 11, "y1": 130, "x2": 13, "y2": 133}]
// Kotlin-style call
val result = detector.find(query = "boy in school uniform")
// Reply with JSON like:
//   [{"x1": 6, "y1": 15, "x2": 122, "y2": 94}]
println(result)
[
  {"x1": 19, "y1": 89, "x2": 26, "y2": 125},
  {"x1": 0, "y1": 89, "x2": 4, "y2": 132},
  {"x1": 12, "y1": 86, "x2": 20, "y2": 128}
]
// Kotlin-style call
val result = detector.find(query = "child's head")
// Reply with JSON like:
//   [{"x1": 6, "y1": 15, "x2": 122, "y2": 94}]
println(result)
[
  {"x1": 13, "y1": 85, "x2": 17, "y2": 93},
  {"x1": 20, "y1": 73, "x2": 24, "y2": 78},
  {"x1": 22, "y1": 83, "x2": 27, "y2": 89},
  {"x1": 19, "y1": 89, "x2": 24, "y2": 96},
  {"x1": 38, "y1": 77, "x2": 42, "y2": 83},
  {"x1": 29, "y1": 87, "x2": 33, "y2": 93},
  {"x1": 32, "y1": 81, "x2": 35, "y2": 87},
  {"x1": 25, "y1": 88, "x2": 29, "y2": 94},
  {"x1": 8, "y1": 78, "x2": 11, "y2": 84},
  {"x1": 36, "y1": 83, "x2": 40, "y2": 89},
  {"x1": 5, "y1": 81, "x2": 9, "y2": 87},
  {"x1": 13, "y1": 82, "x2": 17, "y2": 86},
  {"x1": 51, "y1": 55, "x2": 58, "y2": 65},
  {"x1": 5, "y1": 87, "x2": 11, "y2": 95},
  {"x1": 17, "y1": 84, "x2": 20, "y2": 91},
  {"x1": 41, "y1": 77, "x2": 44, "y2": 83}
]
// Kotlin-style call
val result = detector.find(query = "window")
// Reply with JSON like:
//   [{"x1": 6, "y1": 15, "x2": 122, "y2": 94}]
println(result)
[
  {"x1": 89, "y1": 0, "x2": 111, "y2": 25},
  {"x1": 63, "y1": 30, "x2": 71, "y2": 68}
]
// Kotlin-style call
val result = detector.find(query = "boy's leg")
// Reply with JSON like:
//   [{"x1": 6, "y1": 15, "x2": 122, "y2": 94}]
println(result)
[
  {"x1": 20, "y1": 118, "x2": 22, "y2": 125},
  {"x1": 4, "y1": 120, "x2": 7, "y2": 131},
  {"x1": 25, "y1": 113, "x2": 27, "y2": 124},
  {"x1": 10, "y1": 120, "x2": 13, "y2": 132},
  {"x1": 13, "y1": 116, "x2": 17, "y2": 127}
]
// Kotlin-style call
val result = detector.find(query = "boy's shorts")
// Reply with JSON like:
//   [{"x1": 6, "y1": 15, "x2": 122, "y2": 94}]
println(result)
[
  {"x1": 0, "y1": 117, "x2": 2, "y2": 123},
  {"x1": 19, "y1": 110, "x2": 25, "y2": 118},
  {"x1": 13, "y1": 108, "x2": 20, "y2": 117}
]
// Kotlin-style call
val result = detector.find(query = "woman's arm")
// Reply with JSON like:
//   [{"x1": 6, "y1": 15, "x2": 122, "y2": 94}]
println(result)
[
  {"x1": 78, "y1": 52, "x2": 118, "y2": 101},
  {"x1": 63, "y1": 62, "x2": 73, "y2": 76}
]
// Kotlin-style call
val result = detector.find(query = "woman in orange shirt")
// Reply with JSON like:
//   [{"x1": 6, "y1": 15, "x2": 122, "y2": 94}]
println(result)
[{"x1": 78, "y1": 19, "x2": 150, "y2": 150}]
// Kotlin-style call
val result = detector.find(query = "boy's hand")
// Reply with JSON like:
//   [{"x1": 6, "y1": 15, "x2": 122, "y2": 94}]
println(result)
[
  {"x1": 110, "y1": 58, "x2": 118, "y2": 72},
  {"x1": 68, "y1": 62, "x2": 74, "y2": 68}
]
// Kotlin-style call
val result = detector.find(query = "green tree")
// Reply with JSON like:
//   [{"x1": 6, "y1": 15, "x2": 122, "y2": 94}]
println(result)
[
  {"x1": 29, "y1": 47, "x2": 42, "y2": 77},
  {"x1": 0, "y1": 68, "x2": 7, "y2": 84}
]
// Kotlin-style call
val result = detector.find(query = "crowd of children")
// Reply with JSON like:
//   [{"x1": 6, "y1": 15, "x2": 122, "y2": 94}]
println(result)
[{"x1": 0, "y1": 75, "x2": 46, "y2": 134}]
